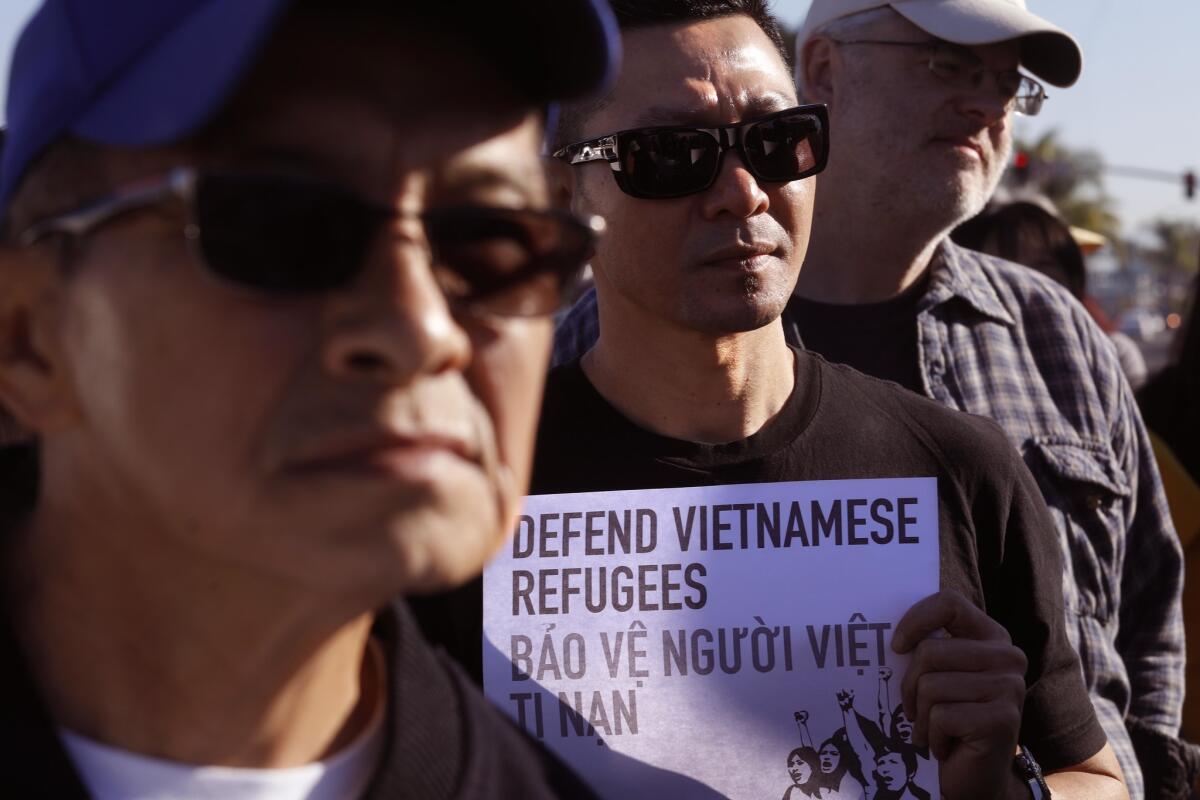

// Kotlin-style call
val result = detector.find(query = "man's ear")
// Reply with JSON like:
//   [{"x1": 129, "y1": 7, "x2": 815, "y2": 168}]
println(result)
[
  {"x1": 799, "y1": 37, "x2": 838, "y2": 108},
  {"x1": 0, "y1": 244, "x2": 79, "y2": 435},
  {"x1": 544, "y1": 155, "x2": 579, "y2": 213}
]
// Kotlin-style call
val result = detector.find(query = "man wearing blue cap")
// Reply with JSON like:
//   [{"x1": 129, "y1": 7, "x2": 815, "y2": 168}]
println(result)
[{"x1": 0, "y1": 0, "x2": 614, "y2": 797}]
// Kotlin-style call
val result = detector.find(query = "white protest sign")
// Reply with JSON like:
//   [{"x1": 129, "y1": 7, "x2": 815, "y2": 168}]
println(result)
[{"x1": 483, "y1": 478, "x2": 939, "y2": 800}]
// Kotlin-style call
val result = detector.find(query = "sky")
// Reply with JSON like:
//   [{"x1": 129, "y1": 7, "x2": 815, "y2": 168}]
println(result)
[{"x1": 0, "y1": 1, "x2": 1196, "y2": 235}]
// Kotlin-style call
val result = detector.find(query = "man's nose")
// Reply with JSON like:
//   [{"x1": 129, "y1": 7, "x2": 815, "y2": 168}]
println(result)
[
  {"x1": 320, "y1": 226, "x2": 472, "y2": 385},
  {"x1": 956, "y1": 74, "x2": 1013, "y2": 127},
  {"x1": 698, "y1": 149, "x2": 770, "y2": 220}
]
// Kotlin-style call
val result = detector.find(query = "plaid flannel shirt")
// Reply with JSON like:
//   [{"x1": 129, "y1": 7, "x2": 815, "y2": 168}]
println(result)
[{"x1": 552, "y1": 240, "x2": 1184, "y2": 797}]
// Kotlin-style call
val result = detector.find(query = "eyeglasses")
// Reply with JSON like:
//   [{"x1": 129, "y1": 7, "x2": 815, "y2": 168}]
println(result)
[
  {"x1": 18, "y1": 168, "x2": 605, "y2": 317},
  {"x1": 552, "y1": 104, "x2": 830, "y2": 199},
  {"x1": 831, "y1": 39, "x2": 1047, "y2": 116}
]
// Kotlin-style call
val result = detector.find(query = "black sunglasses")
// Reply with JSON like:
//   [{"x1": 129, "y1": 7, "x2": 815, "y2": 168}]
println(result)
[
  {"x1": 552, "y1": 104, "x2": 830, "y2": 199},
  {"x1": 18, "y1": 168, "x2": 604, "y2": 317}
]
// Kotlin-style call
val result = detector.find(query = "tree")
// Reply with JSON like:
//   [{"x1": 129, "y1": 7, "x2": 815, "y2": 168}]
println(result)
[
  {"x1": 1149, "y1": 218, "x2": 1200, "y2": 273},
  {"x1": 1007, "y1": 130, "x2": 1120, "y2": 240}
]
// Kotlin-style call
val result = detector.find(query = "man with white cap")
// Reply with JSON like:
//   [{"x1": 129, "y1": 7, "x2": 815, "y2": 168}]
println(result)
[{"x1": 790, "y1": 2, "x2": 1184, "y2": 796}]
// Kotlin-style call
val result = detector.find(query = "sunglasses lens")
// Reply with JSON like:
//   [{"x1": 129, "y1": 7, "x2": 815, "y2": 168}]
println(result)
[
  {"x1": 195, "y1": 174, "x2": 377, "y2": 292},
  {"x1": 423, "y1": 207, "x2": 595, "y2": 316},
  {"x1": 619, "y1": 130, "x2": 720, "y2": 198},
  {"x1": 744, "y1": 111, "x2": 824, "y2": 182},
  {"x1": 194, "y1": 174, "x2": 594, "y2": 314}
]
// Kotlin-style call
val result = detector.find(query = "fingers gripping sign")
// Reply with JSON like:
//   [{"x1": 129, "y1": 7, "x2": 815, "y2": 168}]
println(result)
[{"x1": 892, "y1": 591, "x2": 1028, "y2": 799}]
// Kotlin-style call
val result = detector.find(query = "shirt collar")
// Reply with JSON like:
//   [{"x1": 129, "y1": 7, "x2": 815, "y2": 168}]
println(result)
[{"x1": 922, "y1": 239, "x2": 1017, "y2": 327}]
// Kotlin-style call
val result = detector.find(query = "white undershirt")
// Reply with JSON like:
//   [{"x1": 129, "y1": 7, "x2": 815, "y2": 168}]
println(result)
[
  {"x1": 59, "y1": 706, "x2": 383, "y2": 800},
  {"x1": 58, "y1": 681, "x2": 385, "y2": 800}
]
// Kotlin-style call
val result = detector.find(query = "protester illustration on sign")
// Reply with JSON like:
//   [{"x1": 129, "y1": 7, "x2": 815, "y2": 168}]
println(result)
[
  {"x1": 816, "y1": 732, "x2": 866, "y2": 799},
  {"x1": 872, "y1": 745, "x2": 932, "y2": 800},
  {"x1": 779, "y1": 674, "x2": 937, "y2": 800},
  {"x1": 876, "y1": 668, "x2": 896, "y2": 733},
  {"x1": 794, "y1": 710, "x2": 815, "y2": 748},
  {"x1": 783, "y1": 746, "x2": 824, "y2": 799},
  {"x1": 876, "y1": 669, "x2": 936, "y2": 792},
  {"x1": 888, "y1": 706, "x2": 915, "y2": 747}
]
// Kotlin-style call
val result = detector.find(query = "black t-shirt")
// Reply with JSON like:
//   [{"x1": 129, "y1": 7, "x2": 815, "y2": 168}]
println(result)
[
  {"x1": 788, "y1": 272, "x2": 929, "y2": 394},
  {"x1": 0, "y1": 586, "x2": 597, "y2": 799},
  {"x1": 518, "y1": 348, "x2": 1106, "y2": 773}
]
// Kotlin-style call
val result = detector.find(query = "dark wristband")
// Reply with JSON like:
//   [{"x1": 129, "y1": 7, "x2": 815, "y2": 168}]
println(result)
[{"x1": 1014, "y1": 745, "x2": 1051, "y2": 799}]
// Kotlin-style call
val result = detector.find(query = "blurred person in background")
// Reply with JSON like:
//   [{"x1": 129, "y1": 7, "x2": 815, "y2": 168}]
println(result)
[
  {"x1": 787, "y1": 1, "x2": 1185, "y2": 795},
  {"x1": 952, "y1": 200, "x2": 1150, "y2": 389},
  {"x1": 0, "y1": 0, "x2": 614, "y2": 797},
  {"x1": 1139, "y1": 277, "x2": 1200, "y2": 492},
  {"x1": 1139, "y1": 279, "x2": 1200, "y2": 752}
]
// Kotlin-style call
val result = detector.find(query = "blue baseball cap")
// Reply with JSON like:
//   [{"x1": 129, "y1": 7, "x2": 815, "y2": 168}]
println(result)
[{"x1": 0, "y1": 0, "x2": 620, "y2": 217}]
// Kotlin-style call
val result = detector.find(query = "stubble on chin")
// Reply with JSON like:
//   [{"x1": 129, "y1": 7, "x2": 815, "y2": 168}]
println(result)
[
  {"x1": 964, "y1": 137, "x2": 1011, "y2": 217},
  {"x1": 958, "y1": 169, "x2": 1005, "y2": 226},
  {"x1": 923, "y1": 155, "x2": 1004, "y2": 232}
]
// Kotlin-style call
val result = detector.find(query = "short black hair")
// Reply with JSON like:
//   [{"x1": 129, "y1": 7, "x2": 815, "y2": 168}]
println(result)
[
  {"x1": 554, "y1": 0, "x2": 791, "y2": 149},
  {"x1": 608, "y1": 0, "x2": 789, "y2": 63}
]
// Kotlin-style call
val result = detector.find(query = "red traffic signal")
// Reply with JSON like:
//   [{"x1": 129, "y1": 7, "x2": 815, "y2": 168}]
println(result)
[{"x1": 1011, "y1": 151, "x2": 1032, "y2": 184}]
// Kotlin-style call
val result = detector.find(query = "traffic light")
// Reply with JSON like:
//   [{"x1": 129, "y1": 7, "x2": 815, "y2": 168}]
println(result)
[
  {"x1": 1012, "y1": 151, "x2": 1031, "y2": 184},
  {"x1": 1186, "y1": 171, "x2": 1196, "y2": 200}
]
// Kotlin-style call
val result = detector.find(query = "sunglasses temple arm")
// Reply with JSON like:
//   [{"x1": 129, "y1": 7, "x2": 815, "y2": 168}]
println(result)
[
  {"x1": 18, "y1": 169, "x2": 196, "y2": 247},
  {"x1": 556, "y1": 135, "x2": 618, "y2": 166}
]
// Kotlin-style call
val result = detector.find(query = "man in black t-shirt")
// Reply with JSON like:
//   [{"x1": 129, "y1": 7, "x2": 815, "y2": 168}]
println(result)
[
  {"x1": 0, "y1": 1, "x2": 614, "y2": 797},
  {"x1": 512, "y1": 0, "x2": 1127, "y2": 797}
]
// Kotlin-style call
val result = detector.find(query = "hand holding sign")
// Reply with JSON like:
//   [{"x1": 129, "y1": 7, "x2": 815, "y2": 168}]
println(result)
[{"x1": 892, "y1": 590, "x2": 1027, "y2": 800}]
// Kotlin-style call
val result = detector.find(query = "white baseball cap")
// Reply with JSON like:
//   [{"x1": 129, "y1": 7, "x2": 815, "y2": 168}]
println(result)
[{"x1": 798, "y1": 0, "x2": 1082, "y2": 87}]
